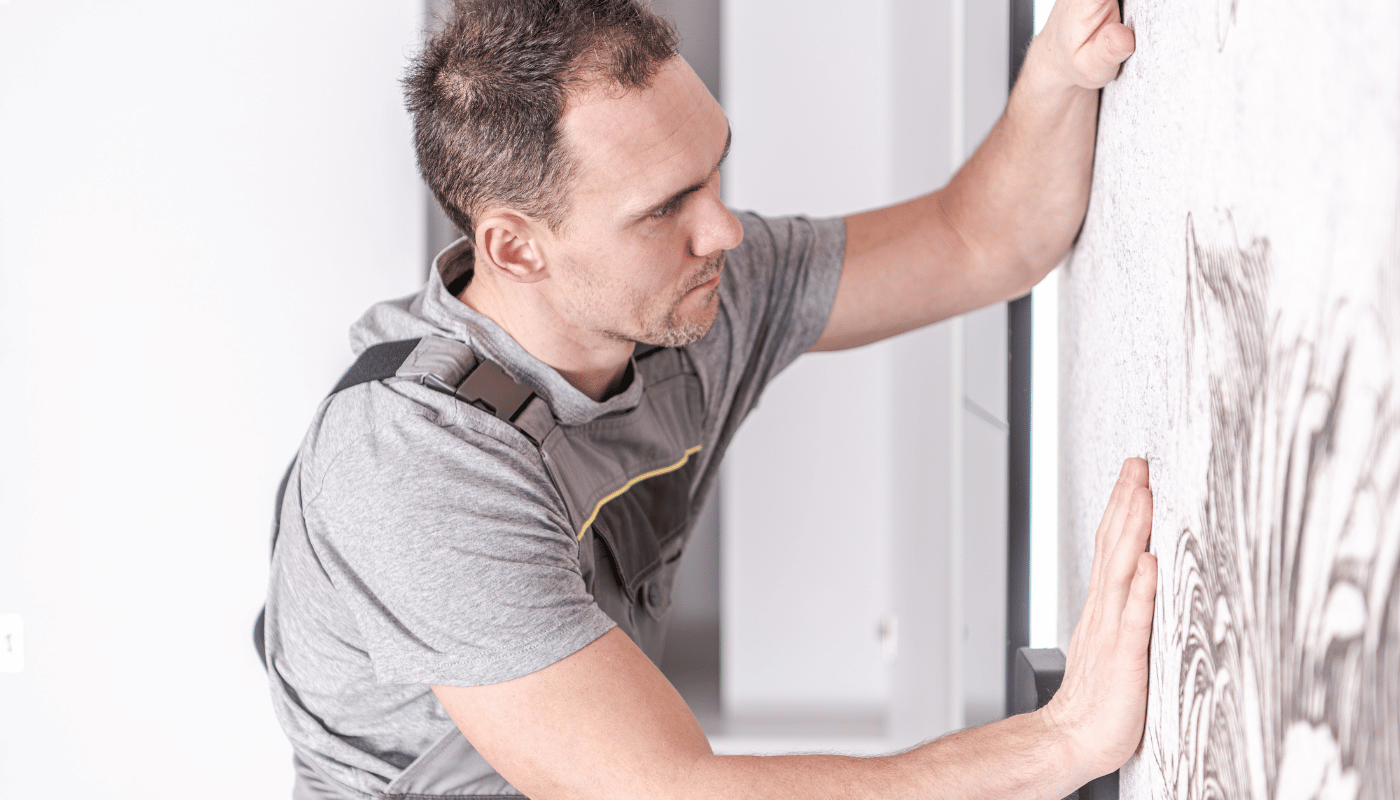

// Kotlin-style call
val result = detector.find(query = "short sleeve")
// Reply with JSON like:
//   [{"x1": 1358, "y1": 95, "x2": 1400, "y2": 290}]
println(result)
[{"x1": 300, "y1": 397, "x2": 616, "y2": 687}]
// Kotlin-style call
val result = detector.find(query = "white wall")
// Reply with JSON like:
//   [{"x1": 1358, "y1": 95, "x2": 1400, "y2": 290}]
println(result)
[
  {"x1": 720, "y1": 0, "x2": 1009, "y2": 744},
  {"x1": 959, "y1": 0, "x2": 1012, "y2": 729},
  {"x1": 0, "y1": 2, "x2": 426, "y2": 797},
  {"x1": 720, "y1": 0, "x2": 899, "y2": 722}
]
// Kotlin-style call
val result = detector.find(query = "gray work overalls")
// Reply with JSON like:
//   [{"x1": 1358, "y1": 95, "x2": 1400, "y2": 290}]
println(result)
[{"x1": 258, "y1": 335, "x2": 706, "y2": 799}]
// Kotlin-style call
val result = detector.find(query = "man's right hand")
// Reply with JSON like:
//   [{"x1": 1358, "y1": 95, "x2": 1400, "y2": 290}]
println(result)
[{"x1": 1040, "y1": 456, "x2": 1159, "y2": 783}]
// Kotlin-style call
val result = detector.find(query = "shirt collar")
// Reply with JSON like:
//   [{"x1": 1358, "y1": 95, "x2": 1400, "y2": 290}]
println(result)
[{"x1": 415, "y1": 238, "x2": 646, "y2": 426}]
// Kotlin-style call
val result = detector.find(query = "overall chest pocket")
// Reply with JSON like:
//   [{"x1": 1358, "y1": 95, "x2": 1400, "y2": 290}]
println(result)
[{"x1": 590, "y1": 454, "x2": 696, "y2": 607}]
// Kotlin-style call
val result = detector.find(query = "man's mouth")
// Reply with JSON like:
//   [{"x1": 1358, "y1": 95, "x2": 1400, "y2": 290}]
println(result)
[{"x1": 687, "y1": 253, "x2": 726, "y2": 293}]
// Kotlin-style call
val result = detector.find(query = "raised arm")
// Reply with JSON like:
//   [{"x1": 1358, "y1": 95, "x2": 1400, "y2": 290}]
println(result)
[
  {"x1": 812, "y1": 0, "x2": 1135, "y2": 352},
  {"x1": 431, "y1": 457, "x2": 1157, "y2": 800}
]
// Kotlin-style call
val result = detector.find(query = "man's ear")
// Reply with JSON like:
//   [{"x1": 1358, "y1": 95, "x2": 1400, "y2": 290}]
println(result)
[{"x1": 474, "y1": 211, "x2": 549, "y2": 284}]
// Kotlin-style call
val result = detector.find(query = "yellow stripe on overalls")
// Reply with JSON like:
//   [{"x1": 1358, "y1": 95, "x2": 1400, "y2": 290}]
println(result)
[{"x1": 576, "y1": 445, "x2": 703, "y2": 541}]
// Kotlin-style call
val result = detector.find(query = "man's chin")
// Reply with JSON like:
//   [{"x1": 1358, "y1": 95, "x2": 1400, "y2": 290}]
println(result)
[{"x1": 639, "y1": 301, "x2": 719, "y2": 349}]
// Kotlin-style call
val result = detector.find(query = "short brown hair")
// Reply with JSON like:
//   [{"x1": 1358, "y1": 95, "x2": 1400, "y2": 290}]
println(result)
[{"x1": 404, "y1": 0, "x2": 679, "y2": 237}]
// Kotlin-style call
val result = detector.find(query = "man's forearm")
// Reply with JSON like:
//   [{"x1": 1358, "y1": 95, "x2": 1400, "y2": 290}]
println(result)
[
  {"x1": 941, "y1": 39, "x2": 1103, "y2": 293},
  {"x1": 940, "y1": 2, "x2": 1134, "y2": 294},
  {"x1": 682, "y1": 709, "x2": 1084, "y2": 800}
]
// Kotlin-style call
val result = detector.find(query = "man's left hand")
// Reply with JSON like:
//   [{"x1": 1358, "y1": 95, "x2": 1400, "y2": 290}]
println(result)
[{"x1": 1039, "y1": 0, "x2": 1136, "y2": 91}]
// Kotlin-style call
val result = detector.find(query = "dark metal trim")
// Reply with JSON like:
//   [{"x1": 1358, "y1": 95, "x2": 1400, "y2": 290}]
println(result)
[
  {"x1": 1011, "y1": 0, "x2": 1036, "y2": 85},
  {"x1": 1011, "y1": 647, "x2": 1065, "y2": 715},
  {"x1": 1005, "y1": 0, "x2": 1036, "y2": 719},
  {"x1": 1006, "y1": 293, "x2": 1033, "y2": 715}
]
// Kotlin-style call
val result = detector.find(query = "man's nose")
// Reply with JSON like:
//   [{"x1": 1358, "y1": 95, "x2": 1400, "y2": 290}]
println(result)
[{"x1": 690, "y1": 188, "x2": 744, "y2": 257}]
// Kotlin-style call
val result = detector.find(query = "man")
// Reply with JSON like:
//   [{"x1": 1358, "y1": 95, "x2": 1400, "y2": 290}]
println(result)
[{"x1": 261, "y1": 0, "x2": 1158, "y2": 798}]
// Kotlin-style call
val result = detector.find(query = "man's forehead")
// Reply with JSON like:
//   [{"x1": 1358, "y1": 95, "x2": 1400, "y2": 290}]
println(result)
[{"x1": 561, "y1": 59, "x2": 728, "y2": 208}]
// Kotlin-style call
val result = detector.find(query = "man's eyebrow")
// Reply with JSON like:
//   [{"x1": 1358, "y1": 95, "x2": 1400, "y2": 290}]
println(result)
[
  {"x1": 716, "y1": 125, "x2": 733, "y2": 170},
  {"x1": 637, "y1": 126, "x2": 733, "y2": 219}
]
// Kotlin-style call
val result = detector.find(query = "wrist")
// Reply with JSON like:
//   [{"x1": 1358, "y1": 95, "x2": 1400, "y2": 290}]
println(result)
[
  {"x1": 1016, "y1": 34, "x2": 1098, "y2": 110},
  {"x1": 1031, "y1": 702, "x2": 1099, "y2": 791}
]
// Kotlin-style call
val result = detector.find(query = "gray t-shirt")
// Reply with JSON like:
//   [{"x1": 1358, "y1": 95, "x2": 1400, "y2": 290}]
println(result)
[{"x1": 263, "y1": 211, "x2": 845, "y2": 798}]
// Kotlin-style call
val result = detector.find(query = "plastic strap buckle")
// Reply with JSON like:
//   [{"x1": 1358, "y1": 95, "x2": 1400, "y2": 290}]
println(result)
[{"x1": 455, "y1": 360, "x2": 535, "y2": 423}]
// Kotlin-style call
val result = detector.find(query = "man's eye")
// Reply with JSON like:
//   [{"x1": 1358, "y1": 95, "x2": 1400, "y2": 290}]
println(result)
[{"x1": 650, "y1": 201, "x2": 679, "y2": 219}]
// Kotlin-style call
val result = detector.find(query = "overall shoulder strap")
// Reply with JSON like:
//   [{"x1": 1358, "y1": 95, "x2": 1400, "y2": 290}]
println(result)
[{"x1": 330, "y1": 338, "x2": 424, "y2": 395}]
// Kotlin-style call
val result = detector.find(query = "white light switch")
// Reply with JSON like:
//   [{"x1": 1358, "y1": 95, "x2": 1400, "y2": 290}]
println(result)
[{"x1": 0, "y1": 614, "x2": 23, "y2": 673}]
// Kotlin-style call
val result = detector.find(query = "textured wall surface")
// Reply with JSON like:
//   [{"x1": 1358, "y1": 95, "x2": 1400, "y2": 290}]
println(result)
[{"x1": 1062, "y1": 1, "x2": 1400, "y2": 797}]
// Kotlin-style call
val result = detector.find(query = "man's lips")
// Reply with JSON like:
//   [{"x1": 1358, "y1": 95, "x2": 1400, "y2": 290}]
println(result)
[
  {"x1": 686, "y1": 253, "x2": 726, "y2": 294},
  {"x1": 694, "y1": 270, "x2": 722, "y2": 291}
]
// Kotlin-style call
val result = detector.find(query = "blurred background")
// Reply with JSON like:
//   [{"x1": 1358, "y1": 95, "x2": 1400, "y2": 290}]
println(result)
[{"x1": 0, "y1": 0, "x2": 1057, "y2": 795}]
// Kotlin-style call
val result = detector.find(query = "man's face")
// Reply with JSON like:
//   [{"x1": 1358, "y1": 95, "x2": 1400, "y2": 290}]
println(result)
[{"x1": 538, "y1": 57, "x2": 742, "y2": 348}]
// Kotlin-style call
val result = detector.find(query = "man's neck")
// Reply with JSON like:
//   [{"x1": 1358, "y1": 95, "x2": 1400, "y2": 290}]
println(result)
[{"x1": 458, "y1": 273, "x2": 634, "y2": 403}]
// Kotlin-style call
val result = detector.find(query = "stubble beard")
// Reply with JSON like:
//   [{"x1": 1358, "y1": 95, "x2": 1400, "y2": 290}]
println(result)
[{"x1": 632, "y1": 251, "x2": 726, "y2": 348}]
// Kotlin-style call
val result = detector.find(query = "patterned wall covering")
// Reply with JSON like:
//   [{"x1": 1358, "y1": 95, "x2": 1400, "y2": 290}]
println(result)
[{"x1": 1061, "y1": 1, "x2": 1400, "y2": 797}]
